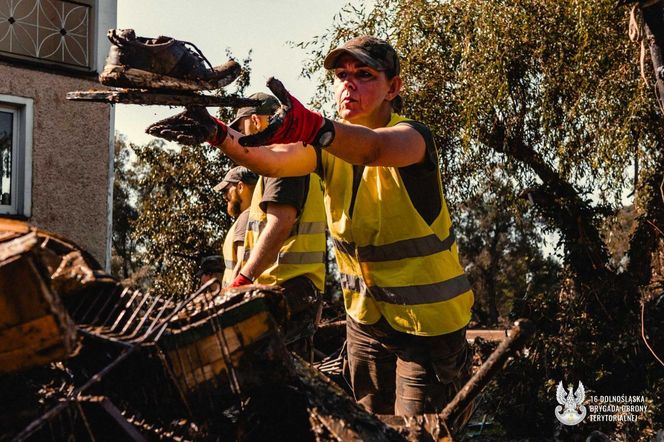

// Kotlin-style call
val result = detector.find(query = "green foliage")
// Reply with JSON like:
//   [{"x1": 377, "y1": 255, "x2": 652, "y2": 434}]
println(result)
[
  {"x1": 111, "y1": 52, "x2": 253, "y2": 295},
  {"x1": 111, "y1": 134, "x2": 138, "y2": 279},
  {"x1": 301, "y1": 0, "x2": 663, "y2": 207},
  {"x1": 300, "y1": 0, "x2": 664, "y2": 438},
  {"x1": 128, "y1": 140, "x2": 231, "y2": 295},
  {"x1": 455, "y1": 170, "x2": 561, "y2": 325}
]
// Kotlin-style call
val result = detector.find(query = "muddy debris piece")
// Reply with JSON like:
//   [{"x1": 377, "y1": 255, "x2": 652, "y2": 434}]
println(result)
[
  {"x1": 100, "y1": 28, "x2": 241, "y2": 91},
  {"x1": 68, "y1": 29, "x2": 264, "y2": 108},
  {"x1": 66, "y1": 89, "x2": 262, "y2": 107}
]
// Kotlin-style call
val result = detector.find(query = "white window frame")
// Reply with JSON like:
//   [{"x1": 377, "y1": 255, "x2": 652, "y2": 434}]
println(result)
[{"x1": 0, "y1": 95, "x2": 33, "y2": 217}]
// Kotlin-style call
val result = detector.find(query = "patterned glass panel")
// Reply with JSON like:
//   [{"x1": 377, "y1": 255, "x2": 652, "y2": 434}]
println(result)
[
  {"x1": 0, "y1": 111, "x2": 13, "y2": 206},
  {"x1": 0, "y1": 0, "x2": 92, "y2": 69}
]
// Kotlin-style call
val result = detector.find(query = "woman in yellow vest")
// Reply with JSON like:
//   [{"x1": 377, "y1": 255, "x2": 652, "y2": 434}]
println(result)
[{"x1": 148, "y1": 36, "x2": 474, "y2": 420}]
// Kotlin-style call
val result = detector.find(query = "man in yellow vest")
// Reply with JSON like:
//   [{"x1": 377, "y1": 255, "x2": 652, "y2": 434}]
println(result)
[
  {"x1": 215, "y1": 166, "x2": 258, "y2": 287},
  {"x1": 226, "y1": 93, "x2": 327, "y2": 358},
  {"x1": 148, "y1": 37, "x2": 473, "y2": 421}
]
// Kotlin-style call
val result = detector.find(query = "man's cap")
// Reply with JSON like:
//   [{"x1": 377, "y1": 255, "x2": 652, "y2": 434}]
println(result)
[
  {"x1": 323, "y1": 36, "x2": 400, "y2": 76},
  {"x1": 213, "y1": 166, "x2": 258, "y2": 193},
  {"x1": 196, "y1": 255, "x2": 223, "y2": 277},
  {"x1": 229, "y1": 92, "x2": 280, "y2": 130}
]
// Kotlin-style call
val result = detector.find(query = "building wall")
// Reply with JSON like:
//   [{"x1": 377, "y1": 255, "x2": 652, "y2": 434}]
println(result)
[{"x1": 0, "y1": 62, "x2": 112, "y2": 264}]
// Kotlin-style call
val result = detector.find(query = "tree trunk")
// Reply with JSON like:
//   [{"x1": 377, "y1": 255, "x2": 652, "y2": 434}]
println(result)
[
  {"x1": 642, "y1": 1, "x2": 664, "y2": 111},
  {"x1": 486, "y1": 224, "x2": 505, "y2": 325}
]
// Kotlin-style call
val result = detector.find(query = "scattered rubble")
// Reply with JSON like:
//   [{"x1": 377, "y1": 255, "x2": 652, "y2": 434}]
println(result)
[{"x1": 0, "y1": 220, "x2": 534, "y2": 441}]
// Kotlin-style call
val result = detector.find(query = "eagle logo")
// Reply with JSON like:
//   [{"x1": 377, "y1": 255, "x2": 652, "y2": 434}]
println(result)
[{"x1": 555, "y1": 381, "x2": 587, "y2": 425}]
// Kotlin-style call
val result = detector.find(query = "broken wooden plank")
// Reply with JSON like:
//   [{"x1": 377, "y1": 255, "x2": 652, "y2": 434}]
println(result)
[
  {"x1": 66, "y1": 90, "x2": 261, "y2": 107},
  {"x1": 376, "y1": 320, "x2": 535, "y2": 440},
  {"x1": 316, "y1": 321, "x2": 510, "y2": 344},
  {"x1": 466, "y1": 329, "x2": 509, "y2": 342},
  {"x1": 439, "y1": 319, "x2": 535, "y2": 430}
]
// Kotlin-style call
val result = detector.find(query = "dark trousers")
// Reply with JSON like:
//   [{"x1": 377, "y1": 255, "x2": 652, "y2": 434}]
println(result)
[
  {"x1": 280, "y1": 276, "x2": 322, "y2": 361},
  {"x1": 345, "y1": 315, "x2": 473, "y2": 418}
]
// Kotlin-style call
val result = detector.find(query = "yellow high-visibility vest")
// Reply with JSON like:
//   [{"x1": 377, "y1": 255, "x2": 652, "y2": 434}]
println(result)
[
  {"x1": 243, "y1": 175, "x2": 327, "y2": 291},
  {"x1": 221, "y1": 212, "x2": 246, "y2": 287},
  {"x1": 321, "y1": 113, "x2": 474, "y2": 336}
]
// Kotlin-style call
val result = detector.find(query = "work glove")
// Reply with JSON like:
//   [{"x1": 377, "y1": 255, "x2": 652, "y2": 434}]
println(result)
[
  {"x1": 229, "y1": 273, "x2": 253, "y2": 288},
  {"x1": 238, "y1": 77, "x2": 324, "y2": 147},
  {"x1": 146, "y1": 106, "x2": 227, "y2": 146}
]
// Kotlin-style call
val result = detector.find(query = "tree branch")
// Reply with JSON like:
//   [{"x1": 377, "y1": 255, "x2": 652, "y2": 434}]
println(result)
[
  {"x1": 641, "y1": 1, "x2": 664, "y2": 113},
  {"x1": 478, "y1": 116, "x2": 612, "y2": 283},
  {"x1": 627, "y1": 153, "x2": 664, "y2": 285}
]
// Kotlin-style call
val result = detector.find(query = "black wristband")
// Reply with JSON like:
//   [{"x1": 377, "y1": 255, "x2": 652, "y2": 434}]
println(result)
[{"x1": 312, "y1": 118, "x2": 335, "y2": 149}]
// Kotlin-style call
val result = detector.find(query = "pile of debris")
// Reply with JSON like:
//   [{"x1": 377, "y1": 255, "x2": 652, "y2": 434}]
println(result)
[
  {"x1": 0, "y1": 219, "x2": 389, "y2": 440},
  {"x1": 0, "y1": 219, "x2": 534, "y2": 441}
]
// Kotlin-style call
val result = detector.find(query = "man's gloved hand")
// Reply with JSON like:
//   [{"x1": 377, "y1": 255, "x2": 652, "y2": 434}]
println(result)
[
  {"x1": 239, "y1": 77, "x2": 324, "y2": 147},
  {"x1": 146, "y1": 106, "x2": 227, "y2": 146},
  {"x1": 229, "y1": 273, "x2": 253, "y2": 288}
]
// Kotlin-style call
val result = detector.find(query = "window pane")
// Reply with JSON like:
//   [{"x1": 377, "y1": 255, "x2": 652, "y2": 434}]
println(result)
[
  {"x1": 0, "y1": 111, "x2": 12, "y2": 206},
  {"x1": 0, "y1": 0, "x2": 93, "y2": 70}
]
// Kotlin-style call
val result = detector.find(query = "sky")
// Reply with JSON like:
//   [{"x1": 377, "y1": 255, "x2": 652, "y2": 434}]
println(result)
[
  {"x1": 114, "y1": 0, "x2": 352, "y2": 146},
  {"x1": 113, "y1": 0, "x2": 566, "y2": 258}
]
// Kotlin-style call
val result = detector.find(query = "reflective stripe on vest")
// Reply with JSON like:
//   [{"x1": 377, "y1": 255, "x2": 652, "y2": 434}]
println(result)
[
  {"x1": 339, "y1": 272, "x2": 471, "y2": 305},
  {"x1": 321, "y1": 113, "x2": 474, "y2": 336},
  {"x1": 243, "y1": 175, "x2": 327, "y2": 291},
  {"x1": 243, "y1": 248, "x2": 326, "y2": 265},
  {"x1": 247, "y1": 220, "x2": 326, "y2": 237},
  {"x1": 222, "y1": 215, "x2": 244, "y2": 288},
  {"x1": 332, "y1": 229, "x2": 457, "y2": 262}
]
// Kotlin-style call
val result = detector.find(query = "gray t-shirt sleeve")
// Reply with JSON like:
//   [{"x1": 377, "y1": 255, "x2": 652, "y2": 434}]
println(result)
[
  {"x1": 259, "y1": 176, "x2": 309, "y2": 214},
  {"x1": 233, "y1": 209, "x2": 250, "y2": 244}
]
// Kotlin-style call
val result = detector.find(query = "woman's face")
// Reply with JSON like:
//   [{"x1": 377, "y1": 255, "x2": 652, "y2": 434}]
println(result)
[{"x1": 333, "y1": 54, "x2": 399, "y2": 124}]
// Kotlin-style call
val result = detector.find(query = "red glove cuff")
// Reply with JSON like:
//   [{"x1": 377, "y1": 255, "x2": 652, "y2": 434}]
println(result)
[
  {"x1": 273, "y1": 93, "x2": 323, "y2": 146},
  {"x1": 208, "y1": 117, "x2": 228, "y2": 146},
  {"x1": 229, "y1": 273, "x2": 253, "y2": 288}
]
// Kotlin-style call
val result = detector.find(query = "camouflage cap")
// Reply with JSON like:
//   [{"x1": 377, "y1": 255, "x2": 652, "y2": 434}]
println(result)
[{"x1": 323, "y1": 36, "x2": 400, "y2": 76}]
